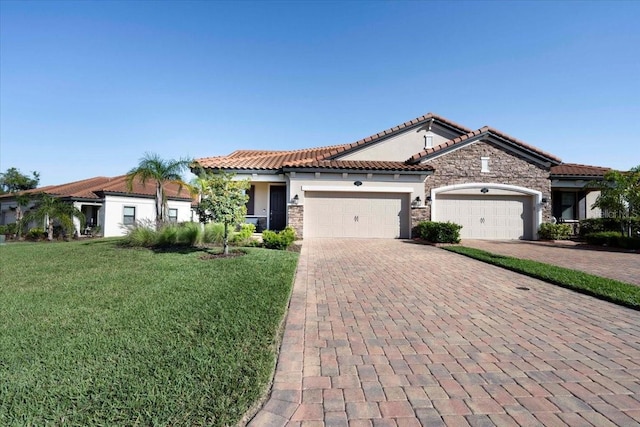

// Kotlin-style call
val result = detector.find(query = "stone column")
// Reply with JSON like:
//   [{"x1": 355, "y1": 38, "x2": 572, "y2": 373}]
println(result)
[{"x1": 287, "y1": 204, "x2": 304, "y2": 239}]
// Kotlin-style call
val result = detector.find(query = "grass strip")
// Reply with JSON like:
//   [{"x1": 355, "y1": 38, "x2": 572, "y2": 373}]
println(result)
[
  {"x1": 0, "y1": 239, "x2": 298, "y2": 426},
  {"x1": 443, "y1": 245, "x2": 640, "y2": 310}
]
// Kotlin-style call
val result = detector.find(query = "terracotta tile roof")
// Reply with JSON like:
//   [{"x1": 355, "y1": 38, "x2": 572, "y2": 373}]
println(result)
[
  {"x1": 550, "y1": 163, "x2": 611, "y2": 177},
  {"x1": 321, "y1": 113, "x2": 472, "y2": 160},
  {"x1": 0, "y1": 175, "x2": 193, "y2": 200},
  {"x1": 195, "y1": 145, "x2": 346, "y2": 170},
  {"x1": 406, "y1": 126, "x2": 562, "y2": 164},
  {"x1": 282, "y1": 160, "x2": 434, "y2": 172}
]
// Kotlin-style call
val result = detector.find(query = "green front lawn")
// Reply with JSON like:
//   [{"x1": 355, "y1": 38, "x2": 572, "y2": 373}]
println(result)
[
  {"x1": 444, "y1": 246, "x2": 640, "y2": 309},
  {"x1": 0, "y1": 240, "x2": 298, "y2": 426}
]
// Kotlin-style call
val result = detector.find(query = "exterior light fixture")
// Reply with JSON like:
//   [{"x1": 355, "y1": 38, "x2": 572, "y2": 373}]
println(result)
[
  {"x1": 425, "y1": 196, "x2": 432, "y2": 202},
  {"x1": 412, "y1": 196, "x2": 422, "y2": 207},
  {"x1": 292, "y1": 194, "x2": 299, "y2": 204},
  {"x1": 541, "y1": 197, "x2": 548, "y2": 204},
  {"x1": 354, "y1": 181, "x2": 363, "y2": 186},
  {"x1": 480, "y1": 187, "x2": 489, "y2": 194}
]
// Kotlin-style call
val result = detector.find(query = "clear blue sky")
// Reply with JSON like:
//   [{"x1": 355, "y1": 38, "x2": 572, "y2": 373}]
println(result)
[{"x1": 1, "y1": 1, "x2": 639, "y2": 186}]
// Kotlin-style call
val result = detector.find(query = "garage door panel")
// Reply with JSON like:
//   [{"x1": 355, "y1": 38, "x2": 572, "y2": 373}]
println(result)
[
  {"x1": 305, "y1": 192, "x2": 409, "y2": 238},
  {"x1": 438, "y1": 194, "x2": 532, "y2": 240}
]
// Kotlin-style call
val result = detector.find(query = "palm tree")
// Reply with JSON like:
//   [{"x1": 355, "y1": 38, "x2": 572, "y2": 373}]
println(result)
[
  {"x1": 23, "y1": 193, "x2": 85, "y2": 241},
  {"x1": 126, "y1": 153, "x2": 193, "y2": 227},
  {"x1": 14, "y1": 193, "x2": 31, "y2": 239}
]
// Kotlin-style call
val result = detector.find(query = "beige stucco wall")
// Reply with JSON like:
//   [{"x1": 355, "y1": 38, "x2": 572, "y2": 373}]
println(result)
[
  {"x1": 339, "y1": 123, "x2": 461, "y2": 162},
  {"x1": 289, "y1": 172, "x2": 428, "y2": 206}
]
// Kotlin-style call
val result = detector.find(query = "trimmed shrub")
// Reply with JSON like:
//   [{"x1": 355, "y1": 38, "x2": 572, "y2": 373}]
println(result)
[
  {"x1": 538, "y1": 223, "x2": 572, "y2": 240},
  {"x1": 415, "y1": 221, "x2": 462, "y2": 244},
  {"x1": 231, "y1": 223, "x2": 256, "y2": 245},
  {"x1": 585, "y1": 231, "x2": 640, "y2": 250},
  {"x1": 262, "y1": 227, "x2": 296, "y2": 250}
]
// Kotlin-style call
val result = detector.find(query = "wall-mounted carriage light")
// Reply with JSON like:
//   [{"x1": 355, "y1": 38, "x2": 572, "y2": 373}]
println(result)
[
  {"x1": 480, "y1": 187, "x2": 489, "y2": 194},
  {"x1": 411, "y1": 196, "x2": 422, "y2": 207},
  {"x1": 541, "y1": 197, "x2": 548, "y2": 204},
  {"x1": 425, "y1": 196, "x2": 432, "y2": 202},
  {"x1": 291, "y1": 194, "x2": 299, "y2": 204}
]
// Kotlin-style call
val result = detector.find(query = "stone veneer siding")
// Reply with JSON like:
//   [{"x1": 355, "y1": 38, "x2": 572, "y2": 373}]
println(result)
[
  {"x1": 410, "y1": 207, "x2": 429, "y2": 237},
  {"x1": 423, "y1": 141, "x2": 552, "y2": 223},
  {"x1": 287, "y1": 204, "x2": 304, "y2": 239}
]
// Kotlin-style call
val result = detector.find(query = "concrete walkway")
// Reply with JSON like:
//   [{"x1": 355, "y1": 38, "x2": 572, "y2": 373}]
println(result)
[
  {"x1": 461, "y1": 240, "x2": 640, "y2": 286},
  {"x1": 249, "y1": 239, "x2": 640, "y2": 426}
]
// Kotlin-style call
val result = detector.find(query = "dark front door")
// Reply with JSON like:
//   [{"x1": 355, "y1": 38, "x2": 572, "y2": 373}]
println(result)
[{"x1": 269, "y1": 186, "x2": 287, "y2": 231}]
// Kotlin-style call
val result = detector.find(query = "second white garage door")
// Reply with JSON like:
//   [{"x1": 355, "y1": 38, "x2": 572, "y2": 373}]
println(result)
[
  {"x1": 304, "y1": 192, "x2": 410, "y2": 238},
  {"x1": 437, "y1": 194, "x2": 532, "y2": 240}
]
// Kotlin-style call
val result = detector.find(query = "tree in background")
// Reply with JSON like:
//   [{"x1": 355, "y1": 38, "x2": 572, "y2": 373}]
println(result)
[
  {"x1": 126, "y1": 153, "x2": 192, "y2": 228},
  {"x1": 23, "y1": 194, "x2": 85, "y2": 241},
  {"x1": 591, "y1": 165, "x2": 640, "y2": 237},
  {"x1": 0, "y1": 167, "x2": 40, "y2": 238},
  {"x1": 0, "y1": 167, "x2": 40, "y2": 194},
  {"x1": 194, "y1": 170, "x2": 249, "y2": 255}
]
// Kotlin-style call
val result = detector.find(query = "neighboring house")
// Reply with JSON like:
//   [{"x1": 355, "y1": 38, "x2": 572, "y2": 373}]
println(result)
[
  {"x1": 196, "y1": 113, "x2": 608, "y2": 240},
  {"x1": 0, "y1": 175, "x2": 194, "y2": 237}
]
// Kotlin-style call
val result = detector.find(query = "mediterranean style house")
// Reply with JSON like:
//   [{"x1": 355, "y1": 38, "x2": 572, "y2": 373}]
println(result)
[
  {"x1": 0, "y1": 175, "x2": 194, "y2": 237},
  {"x1": 195, "y1": 113, "x2": 609, "y2": 240}
]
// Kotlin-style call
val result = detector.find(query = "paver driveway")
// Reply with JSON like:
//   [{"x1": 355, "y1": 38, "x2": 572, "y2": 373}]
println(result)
[
  {"x1": 249, "y1": 239, "x2": 640, "y2": 426},
  {"x1": 460, "y1": 240, "x2": 640, "y2": 286}
]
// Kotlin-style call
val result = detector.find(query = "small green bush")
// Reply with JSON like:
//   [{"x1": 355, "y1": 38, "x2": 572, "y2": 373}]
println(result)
[
  {"x1": 0, "y1": 223, "x2": 17, "y2": 236},
  {"x1": 414, "y1": 221, "x2": 462, "y2": 243},
  {"x1": 231, "y1": 223, "x2": 256, "y2": 245},
  {"x1": 585, "y1": 231, "x2": 640, "y2": 249},
  {"x1": 538, "y1": 223, "x2": 572, "y2": 240},
  {"x1": 262, "y1": 227, "x2": 296, "y2": 250},
  {"x1": 25, "y1": 228, "x2": 46, "y2": 241}
]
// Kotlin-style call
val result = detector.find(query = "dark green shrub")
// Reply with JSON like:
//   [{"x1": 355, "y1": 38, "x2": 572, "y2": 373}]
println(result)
[
  {"x1": 580, "y1": 217, "x2": 640, "y2": 237},
  {"x1": 414, "y1": 221, "x2": 462, "y2": 243},
  {"x1": 25, "y1": 228, "x2": 46, "y2": 241},
  {"x1": 262, "y1": 227, "x2": 296, "y2": 250},
  {"x1": 585, "y1": 231, "x2": 640, "y2": 249},
  {"x1": 538, "y1": 223, "x2": 572, "y2": 240},
  {"x1": 0, "y1": 223, "x2": 17, "y2": 236}
]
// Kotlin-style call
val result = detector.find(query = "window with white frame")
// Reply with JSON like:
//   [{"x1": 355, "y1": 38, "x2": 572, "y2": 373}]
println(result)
[
  {"x1": 123, "y1": 206, "x2": 136, "y2": 225},
  {"x1": 424, "y1": 135, "x2": 433, "y2": 149},
  {"x1": 168, "y1": 208, "x2": 178, "y2": 223},
  {"x1": 481, "y1": 157, "x2": 490, "y2": 173}
]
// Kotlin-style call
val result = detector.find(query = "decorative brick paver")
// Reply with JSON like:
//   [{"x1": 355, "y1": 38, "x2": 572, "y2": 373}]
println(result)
[{"x1": 248, "y1": 239, "x2": 640, "y2": 426}]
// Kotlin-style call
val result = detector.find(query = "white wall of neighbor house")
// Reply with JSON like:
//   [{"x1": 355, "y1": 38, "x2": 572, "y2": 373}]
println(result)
[
  {"x1": 339, "y1": 124, "x2": 461, "y2": 162},
  {"x1": 101, "y1": 195, "x2": 192, "y2": 237},
  {"x1": 586, "y1": 191, "x2": 602, "y2": 218}
]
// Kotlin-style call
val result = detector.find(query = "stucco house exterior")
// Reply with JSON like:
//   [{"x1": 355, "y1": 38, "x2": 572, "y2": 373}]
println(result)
[
  {"x1": 0, "y1": 175, "x2": 194, "y2": 237},
  {"x1": 195, "y1": 113, "x2": 608, "y2": 240}
]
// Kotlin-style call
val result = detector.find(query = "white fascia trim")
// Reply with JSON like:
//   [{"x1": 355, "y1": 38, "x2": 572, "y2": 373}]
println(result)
[
  {"x1": 301, "y1": 185, "x2": 413, "y2": 193},
  {"x1": 431, "y1": 183, "x2": 543, "y2": 239}
]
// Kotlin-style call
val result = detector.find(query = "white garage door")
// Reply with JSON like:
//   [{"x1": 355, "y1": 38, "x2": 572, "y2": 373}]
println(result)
[
  {"x1": 437, "y1": 194, "x2": 532, "y2": 240},
  {"x1": 304, "y1": 192, "x2": 410, "y2": 238}
]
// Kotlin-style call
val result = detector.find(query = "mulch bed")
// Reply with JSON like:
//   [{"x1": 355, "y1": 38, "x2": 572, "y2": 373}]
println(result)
[{"x1": 199, "y1": 250, "x2": 246, "y2": 260}]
